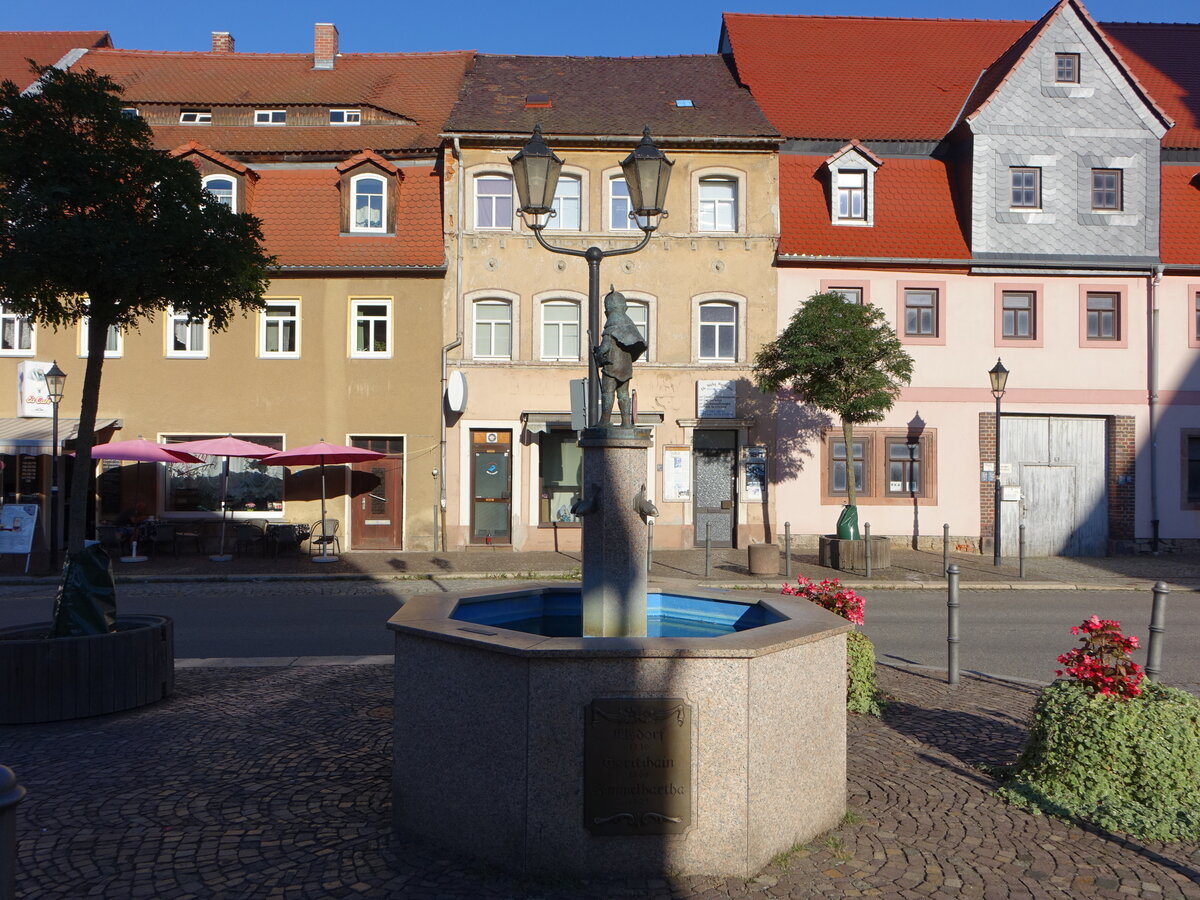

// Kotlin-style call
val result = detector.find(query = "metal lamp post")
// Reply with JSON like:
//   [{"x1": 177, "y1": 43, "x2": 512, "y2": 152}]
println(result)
[
  {"x1": 510, "y1": 125, "x2": 673, "y2": 427},
  {"x1": 44, "y1": 361, "x2": 67, "y2": 569},
  {"x1": 989, "y1": 358, "x2": 1008, "y2": 566}
]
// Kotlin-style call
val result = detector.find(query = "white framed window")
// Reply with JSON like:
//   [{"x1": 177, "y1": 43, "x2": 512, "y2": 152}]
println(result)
[
  {"x1": 201, "y1": 174, "x2": 236, "y2": 210},
  {"x1": 79, "y1": 319, "x2": 122, "y2": 358},
  {"x1": 475, "y1": 174, "x2": 513, "y2": 230},
  {"x1": 547, "y1": 175, "x2": 581, "y2": 230},
  {"x1": 351, "y1": 299, "x2": 392, "y2": 357},
  {"x1": 120, "y1": 107, "x2": 139, "y2": 118},
  {"x1": 166, "y1": 307, "x2": 208, "y2": 358},
  {"x1": 698, "y1": 178, "x2": 737, "y2": 232},
  {"x1": 473, "y1": 300, "x2": 513, "y2": 360},
  {"x1": 329, "y1": 108, "x2": 361, "y2": 125},
  {"x1": 626, "y1": 300, "x2": 649, "y2": 344},
  {"x1": 254, "y1": 109, "x2": 286, "y2": 125},
  {"x1": 837, "y1": 170, "x2": 866, "y2": 219},
  {"x1": 698, "y1": 302, "x2": 737, "y2": 361},
  {"x1": 541, "y1": 301, "x2": 580, "y2": 361},
  {"x1": 609, "y1": 177, "x2": 648, "y2": 230},
  {"x1": 0, "y1": 303, "x2": 33, "y2": 356},
  {"x1": 350, "y1": 173, "x2": 387, "y2": 233},
  {"x1": 260, "y1": 301, "x2": 299, "y2": 358},
  {"x1": 179, "y1": 110, "x2": 211, "y2": 124}
]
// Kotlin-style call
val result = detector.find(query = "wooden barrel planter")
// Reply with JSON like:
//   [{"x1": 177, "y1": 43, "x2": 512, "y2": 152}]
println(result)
[
  {"x1": 0, "y1": 616, "x2": 174, "y2": 725},
  {"x1": 818, "y1": 535, "x2": 892, "y2": 573}
]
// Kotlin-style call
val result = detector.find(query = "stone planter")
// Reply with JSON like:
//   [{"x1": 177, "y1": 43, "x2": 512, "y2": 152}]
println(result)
[
  {"x1": 747, "y1": 542, "x2": 779, "y2": 575},
  {"x1": 818, "y1": 535, "x2": 891, "y2": 573},
  {"x1": 0, "y1": 615, "x2": 174, "y2": 725}
]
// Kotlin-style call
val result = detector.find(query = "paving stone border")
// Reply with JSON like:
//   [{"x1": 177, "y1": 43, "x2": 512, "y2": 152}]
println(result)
[{"x1": 3, "y1": 664, "x2": 1198, "y2": 898}]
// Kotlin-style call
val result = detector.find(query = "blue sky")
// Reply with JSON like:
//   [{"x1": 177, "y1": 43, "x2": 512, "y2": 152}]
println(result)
[{"x1": 7, "y1": 0, "x2": 1197, "y2": 56}]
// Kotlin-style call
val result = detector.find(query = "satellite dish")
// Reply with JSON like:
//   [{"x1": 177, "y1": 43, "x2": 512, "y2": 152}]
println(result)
[{"x1": 446, "y1": 370, "x2": 468, "y2": 413}]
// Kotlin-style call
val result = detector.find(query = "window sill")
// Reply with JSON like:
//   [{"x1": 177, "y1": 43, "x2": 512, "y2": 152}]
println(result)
[
  {"x1": 166, "y1": 353, "x2": 208, "y2": 359},
  {"x1": 831, "y1": 219, "x2": 872, "y2": 228},
  {"x1": 0, "y1": 351, "x2": 35, "y2": 358},
  {"x1": 997, "y1": 211, "x2": 1056, "y2": 224},
  {"x1": 342, "y1": 231, "x2": 395, "y2": 237}
]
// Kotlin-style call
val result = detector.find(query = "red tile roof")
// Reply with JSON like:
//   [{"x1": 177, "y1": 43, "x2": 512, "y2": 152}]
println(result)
[
  {"x1": 777, "y1": 155, "x2": 968, "y2": 261},
  {"x1": 0, "y1": 31, "x2": 110, "y2": 90},
  {"x1": 252, "y1": 165, "x2": 445, "y2": 269},
  {"x1": 70, "y1": 48, "x2": 473, "y2": 152},
  {"x1": 169, "y1": 141, "x2": 256, "y2": 177},
  {"x1": 1161, "y1": 166, "x2": 1200, "y2": 265},
  {"x1": 723, "y1": 12, "x2": 1200, "y2": 147}
]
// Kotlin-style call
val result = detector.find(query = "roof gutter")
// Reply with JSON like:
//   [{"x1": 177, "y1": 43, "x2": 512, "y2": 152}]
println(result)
[{"x1": 442, "y1": 131, "x2": 780, "y2": 148}]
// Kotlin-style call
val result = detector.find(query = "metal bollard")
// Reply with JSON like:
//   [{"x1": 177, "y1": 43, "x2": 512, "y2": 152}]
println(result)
[
  {"x1": 704, "y1": 523, "x2": 712, "y2": 578},
  {"x1": 864, "y1": 522, "x2": 872, "y2": 578},
  {"x1": 1146, "y1": 581, "x2": 1168, "y2": 681},
  {"x1": 784, "y1": 521, "x2": 792, "y2": 581},
  {"x1": 1018, "y1": 524, "x2": 1026, "y2": 580},
  {"x1": 646, "y1": 519, "x2": 654, "y2": 574},
  {"x1": 943, "y1": 523, "x2": 950, "y2": 578},
  {"x1": 947, "y1": 564, "x2": 961, "y2": 686},
  {"x1": 1, "y1": 766, "x2": 26, "y2": 900}
]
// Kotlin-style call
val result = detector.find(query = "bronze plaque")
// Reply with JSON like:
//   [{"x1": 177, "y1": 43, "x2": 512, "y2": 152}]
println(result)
[{"x1": 584, "y1": 698, "x2": 691, "y2": 835}]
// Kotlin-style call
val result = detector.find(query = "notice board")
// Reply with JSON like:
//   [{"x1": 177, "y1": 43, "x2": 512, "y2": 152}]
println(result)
[{"x1": 0, "y1": 504, "x2": 38, "y2": 555}]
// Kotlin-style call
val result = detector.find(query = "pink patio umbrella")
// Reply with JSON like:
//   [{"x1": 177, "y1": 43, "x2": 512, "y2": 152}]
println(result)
[
  {"x1": 90, "y1": 437, "x2": 203, "y2": 562},
  {"x1": 168, "y1": 435, "x2": 278, "y2": 562},
  {"x1": 260, "y1": 440, "x2": 384, "y2": 562}
]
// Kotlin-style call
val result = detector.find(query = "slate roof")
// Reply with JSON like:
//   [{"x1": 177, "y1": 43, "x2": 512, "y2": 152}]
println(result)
[
  {"x1": 446, "y1": 54, "x2": 777, "y2": 140},
  {"x1": 0, "y1": 31, "x2": 110, "y2": 90},
  {"x1": 71, "y1": 48, "x2": 474, "y2": 153},
  {"x1": 723, "y1": 12, "x2": 1200, "y2": 148},
  {"x1": 777, "y1": 155, "x2": 969, "y2": 260}
]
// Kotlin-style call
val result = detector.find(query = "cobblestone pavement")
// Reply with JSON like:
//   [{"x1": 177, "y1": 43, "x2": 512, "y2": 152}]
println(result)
[{"x1": 5, "y1": 664, "x2": 1198, "y2": 899}]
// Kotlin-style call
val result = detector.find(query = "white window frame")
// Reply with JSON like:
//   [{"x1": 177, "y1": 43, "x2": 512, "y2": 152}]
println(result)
[
  {"x1": 608, "y1": 176, "x2": 648, "y2": 231},
  {"x1": 546, "y1": 175, "x2": 582, "y2": 231},
  {"x1": 827, "y1": 148, "x2": 879, "y2": 227},
  {"x1": 695, "y1": 298, "x2": 741, "y2": 363},
  {"x1": 259, "y1": 300, "x2": 300, "y2": 359},
  {"x1": 474, "y1": 173, "x2": 514, "y2": 231},
  {"x1": 837, "y1": 170, "x2": 866, "y2": 220},
  {"x1": 539, "y1": 299, "x2": 581, "y2": 362},
  {"x1": 0, "y1": 303, "x2": 34, "y2": 356},
  {"x1": 79, "y1": 319, "x2": 122, "y2": 358},
  {"x1": 472, "y1": 298, "x2": 514, "y2": 360},
  {"x1": 201, "y1": 174, "x2": 237, "y2": 211},
  {"x1": 329, "y1": 108, "x2": 361, "y2": 125},
  {"x1": 697, "y1": 176, "x2": 738, "y2": 232},
  {"x1": 350, "y1": 173, "x2": 387, "y2": 234},
  {"x1": 179, "y1": 110, "x2": 211, "y2": 124},
  {"x1": 254, "y1": 109, "x2": 287, "y2": 125},
  {"x1": 350, "y1": 298, "x2": 393, "y2": 358},
  {"x1": 166, "y1": 307, "x2": 209, "y2": 358}
]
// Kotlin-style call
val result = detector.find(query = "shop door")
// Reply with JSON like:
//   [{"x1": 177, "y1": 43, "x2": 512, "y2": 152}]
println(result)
[
  {"x1": 349, "y1": 438, "x2": 404, "y2": 550},
  {"x1": 471, "y1": 430, "x2": 511, "y2": 544},
  {"x1": 693, "y1": 430, "x2": 737, "y2": 548}
]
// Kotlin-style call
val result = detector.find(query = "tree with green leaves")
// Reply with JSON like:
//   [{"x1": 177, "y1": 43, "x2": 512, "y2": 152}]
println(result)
[
  {"x1": 0, "y1": 65, "x2": 273, "y2": 563},
  {"x1": 753, "y1": 292, "x2": 914, "y2": 528}
]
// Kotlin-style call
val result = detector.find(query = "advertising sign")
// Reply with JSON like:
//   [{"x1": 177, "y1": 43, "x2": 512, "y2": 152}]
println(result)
[
  {"x1": 0, "y1": 504, "x2": 38, "y2": 556},
  {"x1": 696, "y1": 380, "x2": 737, "y2": 418},
  {"x1": 662, "y1": 446, "x2": 691, "y2": 502},
  {"x1": 17, "y1": 361, "x2": 55, "y2": 418}
]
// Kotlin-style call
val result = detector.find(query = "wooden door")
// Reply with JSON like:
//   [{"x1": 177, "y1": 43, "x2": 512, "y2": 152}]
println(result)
[{"x1": 350, "y1": 456, "x2": 404, "y2": 550}]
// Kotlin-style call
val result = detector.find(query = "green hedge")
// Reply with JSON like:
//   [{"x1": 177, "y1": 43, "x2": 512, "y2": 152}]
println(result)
[
  {"x1": 847, "y1": 630, "x2": 882, "y2": 716},
  {"x1": 997, "y1": 680, "x2": 1200, "y2": 841}
]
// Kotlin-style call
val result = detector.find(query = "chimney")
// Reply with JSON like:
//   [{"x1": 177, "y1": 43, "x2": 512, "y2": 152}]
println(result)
[
  {"x1": 211, "y1": 31, "x2": 235, "y2": 53},
  {"x1": 313, "y1": 23, "x2": 338, "y2": 70}
]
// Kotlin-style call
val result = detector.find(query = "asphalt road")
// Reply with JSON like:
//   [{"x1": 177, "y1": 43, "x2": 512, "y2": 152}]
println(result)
[{"x1": 2, "y1": 580, "x2": 1195, "y2": 691}]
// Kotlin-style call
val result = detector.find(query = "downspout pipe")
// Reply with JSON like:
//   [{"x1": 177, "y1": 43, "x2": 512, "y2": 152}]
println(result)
[
  {"x1": 437, "y1": 136, "x2": 465, "y2": 552},
  {"x1": 1148, "y1": 265, "x2": 1163, "y2": 552}
]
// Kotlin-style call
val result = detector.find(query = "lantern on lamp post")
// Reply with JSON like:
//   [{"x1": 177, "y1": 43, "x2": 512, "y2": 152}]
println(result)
[
  {"x1": 45, "y1": 360, "x2": 67, "y2": 569},
  {"x1": 988, "y1": 358, "x2": 1009, "y2": 566},
  {"x1": 510, "y1": 125, "x2": 672, "y2": 427}
]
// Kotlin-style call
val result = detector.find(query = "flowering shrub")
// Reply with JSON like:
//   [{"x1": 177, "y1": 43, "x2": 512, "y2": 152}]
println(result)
[
  {"x1": 1055, "y1": 615, "x2": 1144, "y2": 700},
  {"x1": 781, "y1": 576, "x2": 865, "y2": 625}
]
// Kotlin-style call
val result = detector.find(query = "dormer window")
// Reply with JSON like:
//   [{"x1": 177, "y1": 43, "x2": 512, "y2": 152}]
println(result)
[
  {"x1": 121, "y1": 107, "x2": 139, "y2": 118},
  {"x1": 1055, "y1": 53, "x2": 1080, "y2": 84},
  {"x1": 180, "y1": 110, "x2": 212, "y2": 124},
  {"x1": 201, "y1": 174, "x2": 237, "y2": 211},
  {"x1": 255, "y1": 109, "x2": 286, "y2": 125},
  {"x1": 826, "y1": 142, "x2": 880, "y2": 227},
  {"x1": 329, "y1": 108, "x2": 361, "y2": 125},
  {"x1": 350, "y1": 173, "x2": 387, "y2": 233},
  {"x1": 837, "y1": 171, "x2": 866, "y2": 219}
]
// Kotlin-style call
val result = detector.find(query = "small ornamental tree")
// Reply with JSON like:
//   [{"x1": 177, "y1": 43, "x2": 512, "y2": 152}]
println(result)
[
  {"x1": 753, "y1": 292, "x2": 913, "y2": 528},
  {"x1": 0, "y1": 66, "x2": 273, "y2": 569}
]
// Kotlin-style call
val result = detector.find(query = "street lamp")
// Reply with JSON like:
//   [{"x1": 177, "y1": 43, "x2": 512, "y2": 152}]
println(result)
[
  {"x1": 988, "y1": 358, "x2": 1008, "y2": 567},
  {"x1": 45, "y1": 360, "x2": 67, "y2": 569},
  {"x1": 510, "y1": 125, "x2": 673, "y2": 427}
]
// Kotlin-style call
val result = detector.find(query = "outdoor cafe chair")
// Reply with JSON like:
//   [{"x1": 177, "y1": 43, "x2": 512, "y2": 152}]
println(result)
[
  {"x1": 233, "y1": 523, "x2": 266, "y2": 557},
  {"x1": 308, "y1": 519, "x2": 340, "y2": 557}
]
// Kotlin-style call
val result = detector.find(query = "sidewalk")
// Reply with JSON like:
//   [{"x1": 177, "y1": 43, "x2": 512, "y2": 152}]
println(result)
[
  {"x1": 5, "y1": 662, "x2": 1198, "y2": 898},
  {"x1": 4, "y1": 543, "x2": 1199, "y2": 591}
]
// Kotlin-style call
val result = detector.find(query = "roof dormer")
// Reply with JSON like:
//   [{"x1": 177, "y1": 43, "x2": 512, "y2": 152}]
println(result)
[
  {"x1": 336, "y1": 150, "x2": 402, "y2": 235},
  {"x1": 824, "y1": 140, "x2": 883, "y2": 228},
  {"x1": 169, "y1": 141, "x2": 258, "y2": 214}
]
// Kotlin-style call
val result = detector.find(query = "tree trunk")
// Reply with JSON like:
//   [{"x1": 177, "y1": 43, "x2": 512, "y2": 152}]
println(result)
[
  {"x1": 65, "y1": 313, "x2": 109, "y2": 556},
  {"x1": 842, "y1": 419, "x2": 857, "y2": 509}
]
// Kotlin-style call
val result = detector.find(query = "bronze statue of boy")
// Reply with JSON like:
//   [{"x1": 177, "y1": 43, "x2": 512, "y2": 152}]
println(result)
[{"x1": 594, "y1": 287, "x2": 648, "y2": 428}]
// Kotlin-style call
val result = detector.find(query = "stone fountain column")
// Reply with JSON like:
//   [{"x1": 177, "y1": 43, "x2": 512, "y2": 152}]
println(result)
[{"x1": 578, "y1": 426, "x2": 653, "y2": 637}]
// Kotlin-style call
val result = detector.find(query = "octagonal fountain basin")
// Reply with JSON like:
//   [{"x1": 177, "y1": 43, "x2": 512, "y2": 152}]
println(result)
[
  {"x1": 389, "y1": 581, "x2": 850, "y2": 880},
  {"x1": 449, "y1": 586, "x2": 784, "y2": 637}
]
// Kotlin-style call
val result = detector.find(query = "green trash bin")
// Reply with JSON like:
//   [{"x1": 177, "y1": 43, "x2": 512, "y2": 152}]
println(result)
[{"x1": 836, "y1": 505, "x2": 860, "y2": 541}]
